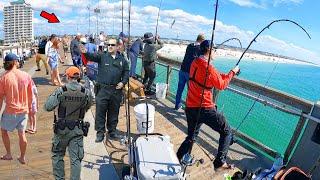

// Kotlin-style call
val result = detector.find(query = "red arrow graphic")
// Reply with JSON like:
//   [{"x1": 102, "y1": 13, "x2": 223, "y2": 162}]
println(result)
[{"x1": 40, "y1": 11, "x2": 60, "y2": 23}]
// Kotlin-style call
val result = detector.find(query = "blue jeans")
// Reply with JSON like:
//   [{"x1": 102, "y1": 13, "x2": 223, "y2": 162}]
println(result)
[
  {"x1": 129, "y1": 51, "x2": 138, "y2": 77},
  {"x1": 72, "y1": 55, "x2": 82, "y2": 67},
  {"x1": 175, "y1": 70, "x2": 189, "y2": 108},
  {"x1": 176, "y1": 108, "x2": 232, "y2": 168}
]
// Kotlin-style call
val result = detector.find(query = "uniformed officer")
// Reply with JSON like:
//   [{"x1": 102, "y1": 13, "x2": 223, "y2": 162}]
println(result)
[
  {"x1": 81, "y1": 38, "x2": 129, "y2": 143},
  {"x1": 44, "y1": 66, "x2": 93, "y2": 180}
]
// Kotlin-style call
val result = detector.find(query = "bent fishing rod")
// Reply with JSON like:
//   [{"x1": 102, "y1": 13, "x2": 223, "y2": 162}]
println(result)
[
  {"x1": 236, "y1": 19, "x2": 311, "y2": 66},
  {"x1": 182, "y1": 0, "x2": 219, "y2": 176},
  {"x1": 216, "y1": 37, "x2": 243, "y2": 49},
  {"x1": 233, "y1": 19, "x2": 311, "y2": 135}
]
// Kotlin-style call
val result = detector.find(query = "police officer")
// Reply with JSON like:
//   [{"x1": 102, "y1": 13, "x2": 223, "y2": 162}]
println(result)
[
  {"x1": 81, "y1": 38, "x2": 129, "y2": 142},
  {"x1": 44, "y1": 66, "x2": 93, "y2": 180}
]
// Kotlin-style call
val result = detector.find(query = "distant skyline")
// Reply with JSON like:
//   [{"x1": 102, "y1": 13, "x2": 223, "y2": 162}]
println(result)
[{"x1": 0, "y1": 0, "x2": 319, "y2": 64}]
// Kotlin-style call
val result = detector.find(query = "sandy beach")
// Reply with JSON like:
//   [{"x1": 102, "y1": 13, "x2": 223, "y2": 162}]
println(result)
[{"x1": 157, "y1": 44, "x2": 318, "y2": 67}]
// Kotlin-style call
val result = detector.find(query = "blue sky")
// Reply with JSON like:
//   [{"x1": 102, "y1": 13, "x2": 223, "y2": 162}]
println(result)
[{"x1": 0, "y1": 0, "x2": 319, "y2": 64}]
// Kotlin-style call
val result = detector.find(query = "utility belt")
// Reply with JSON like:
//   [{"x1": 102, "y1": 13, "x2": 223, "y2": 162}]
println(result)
[
  {"x1": 94, "y1": 82, "x2": 118, "y2": 95},
  {"x1": 53, "y1": 116, "x2": 90, "y2": 137}
]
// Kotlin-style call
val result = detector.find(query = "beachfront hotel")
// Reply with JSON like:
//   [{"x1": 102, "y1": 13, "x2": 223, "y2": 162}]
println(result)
[{"x1": 3, "y1": 0, "x2": 33, "y2": 44}]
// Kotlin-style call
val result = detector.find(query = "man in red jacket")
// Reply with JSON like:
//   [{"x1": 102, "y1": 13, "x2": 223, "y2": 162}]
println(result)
[{"x1": 177, "y1": 40, "x2": 240, "y2": 170}]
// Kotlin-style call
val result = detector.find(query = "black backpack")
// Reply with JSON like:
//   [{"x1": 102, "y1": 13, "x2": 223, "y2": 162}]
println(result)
[{"x1": 38, "y1": 40, "x2": 47, "y2": 54}]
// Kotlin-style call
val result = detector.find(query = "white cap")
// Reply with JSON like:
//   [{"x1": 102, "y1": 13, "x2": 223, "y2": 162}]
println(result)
[
  {"x1": 77, "y1": 33, "x2": 81, "y2": 36},
  {"x1": 80, "y1": 37, "x2": 87, "y2": 43}
]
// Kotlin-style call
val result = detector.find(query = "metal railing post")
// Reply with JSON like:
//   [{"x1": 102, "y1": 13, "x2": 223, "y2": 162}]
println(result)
[
  {"x1": 166, "y1": 65, "x2": 172, "y2": 97},
  {"x1": 284, "y1": 114, "x2": 307, "y2": 163}
]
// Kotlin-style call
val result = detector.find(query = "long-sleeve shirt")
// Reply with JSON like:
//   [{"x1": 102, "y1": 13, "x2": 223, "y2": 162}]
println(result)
[
  {"x1": 180, "y1": 42, "x2": 201, "y2": 73},
  {"x1": 70, "y1": 39, "x2": 81, "y2": 57},
  {"x1": 85, "y1": 43, "x2": 97, "y2": 53},
  {"x1": 0, "y1": 69, "x2": 34, "y2": 114},
  {"x1": 83, "y1": 52, "x2": 129, "y2": 85},
  {"x1": 143, "y1": 40, "x2": 164, "y2": 62},
  {"x1": 129, "y1": 38, "x2": 144, "y2": 57},
  {"x1": 44, "y1": 81, "x2": 93, "y2": 112},
  {"x1": 186, "y1": 56, "x2": 235, "y2": 108}
]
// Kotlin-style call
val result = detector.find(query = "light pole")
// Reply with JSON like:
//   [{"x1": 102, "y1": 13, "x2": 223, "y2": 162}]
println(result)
[
  {"x1": 88, "y1": 5, "x2": 91, "y2": 35},
  {"x1": 94, "y1": 8, "x2": 100, "y2": 37}
]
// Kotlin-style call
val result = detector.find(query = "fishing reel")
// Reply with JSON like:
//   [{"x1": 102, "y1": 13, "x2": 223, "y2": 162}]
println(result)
[
  {"x1": 120, "y1": 135, "x2": 129, "y2": 146},
  {"x1": 181, "y1": 153, "x2": 204, "y2": 167}
]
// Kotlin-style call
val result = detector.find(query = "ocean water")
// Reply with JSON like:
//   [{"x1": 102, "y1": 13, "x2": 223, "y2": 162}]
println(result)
[{"x1": 136, "y1": 57, "x2": 320, "y2": 156}]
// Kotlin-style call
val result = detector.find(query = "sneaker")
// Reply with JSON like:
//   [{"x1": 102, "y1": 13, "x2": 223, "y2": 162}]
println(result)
[
  {"x1": 108, "y1": 132, "x2": 123, "y2": 141},
  {"x1": 95, "y1": 133, "x2": 104, "y2": 143},
  {"x1": 145, "y1": 90, "x2": 155, "y2": 96},
  {"x1": 35, "y1": 69, "x2": 41, "y2": 71}
]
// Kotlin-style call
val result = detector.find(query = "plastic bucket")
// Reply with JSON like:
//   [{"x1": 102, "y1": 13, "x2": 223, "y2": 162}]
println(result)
[
  {"x1": 156, "y1": 83, "x2": 167, "y2": 99},
  {"x1": 134, "y1": 103, "x2": 155, "y2": 134}
]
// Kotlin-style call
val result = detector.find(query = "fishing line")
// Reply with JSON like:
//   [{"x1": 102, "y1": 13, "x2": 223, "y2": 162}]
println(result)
[{"x1": 233, "y1": 19, "x2": 311, "y2": 137}]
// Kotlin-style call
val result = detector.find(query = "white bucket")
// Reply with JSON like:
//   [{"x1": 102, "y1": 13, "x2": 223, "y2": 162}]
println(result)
[
  {"x1": 134, "y1": 103, "x2": 155, "y2": 134},
  {"x1": 156, "y1": 83, "x2": 167, "y2": 99}
]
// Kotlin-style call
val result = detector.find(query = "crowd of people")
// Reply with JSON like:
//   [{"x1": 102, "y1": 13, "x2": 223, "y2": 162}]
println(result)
[{"x1": 0, "y1": 30, "x2": 241, "y2": 179}]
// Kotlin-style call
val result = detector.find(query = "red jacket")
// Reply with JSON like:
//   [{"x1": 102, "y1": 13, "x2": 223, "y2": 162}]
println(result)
[{"x1": 186, "y1": 56, "x2": 235, "y2": 108}]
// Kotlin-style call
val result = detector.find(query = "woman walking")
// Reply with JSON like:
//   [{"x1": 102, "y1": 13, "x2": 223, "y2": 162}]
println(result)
[{"x1": 48, "y1": 39, "x2": 63, "y2": 86}]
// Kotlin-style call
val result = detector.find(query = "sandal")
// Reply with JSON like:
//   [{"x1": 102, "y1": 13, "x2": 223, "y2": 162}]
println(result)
[
  {"x1": 25, "y1": 128, "x2": 33, "y2": 133},
  {"x1": 1, "y1": 155, "x2": 13, "y2": 161},
  {"x1": 17, "y1": 157, "x2": 26, "y2": 164}
]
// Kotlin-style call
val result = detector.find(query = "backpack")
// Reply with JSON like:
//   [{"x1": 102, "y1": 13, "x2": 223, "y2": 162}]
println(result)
[{"x1": 38, "y1": 40, "x2": 47, "y2": 54}]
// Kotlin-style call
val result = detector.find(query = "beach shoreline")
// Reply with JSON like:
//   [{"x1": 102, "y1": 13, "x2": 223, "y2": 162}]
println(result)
[{"x1": 157, "y1": 44, "x2": 319, "y2": 67}]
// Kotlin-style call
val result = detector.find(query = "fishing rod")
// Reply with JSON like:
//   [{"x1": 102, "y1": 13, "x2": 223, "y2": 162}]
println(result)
[
  {"x1": 126, "y1": 0, "x2": 134, "y2": 177},
  {"x1": 182, "y1": 0, "x2": 219, "y2": 176},
  {"x1": 121, "y1": 0, "x2": 124, "y2": 33},
  {"x1": 216, "y1": 37, "x2": 243, "y2": 49},
  {"x1": 155, "y1": 0, "x2": 163, "y2": 40},
  {"x1": 233, "y1": 19, "x2": 311, "y2": 137},
  {"x1": 236, "y1": 19, "x2": 311, "y2": 66}
]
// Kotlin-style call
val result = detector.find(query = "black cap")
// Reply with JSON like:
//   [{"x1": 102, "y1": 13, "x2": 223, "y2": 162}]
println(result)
[
  {"x1": 200, "y1": 40, "x2": 216, "y2": 55},
  {"x1": 49, "y1": 34, "x2": 57, "y2": 41}
]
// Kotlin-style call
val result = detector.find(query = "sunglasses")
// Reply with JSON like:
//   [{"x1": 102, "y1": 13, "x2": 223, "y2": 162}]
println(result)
[{"x1": 107, "y1": 44, "x2": 116, "y2": 47}]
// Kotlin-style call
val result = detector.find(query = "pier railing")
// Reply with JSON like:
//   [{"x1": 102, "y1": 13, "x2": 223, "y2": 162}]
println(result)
[{"x1": 138, "y1": 55, "x2": 318, "y2": 163}]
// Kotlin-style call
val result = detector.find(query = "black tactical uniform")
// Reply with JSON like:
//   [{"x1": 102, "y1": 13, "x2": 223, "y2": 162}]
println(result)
[{"x1": 83, "y1": 51, "x2": 129, "y2": 141}]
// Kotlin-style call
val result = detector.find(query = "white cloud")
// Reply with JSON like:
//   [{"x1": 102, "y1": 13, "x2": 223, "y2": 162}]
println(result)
[
  {"x1": 228, "y1": 0, "x2": 303, "y2": 8},
  {"x1": 228, "y1": 0, "x2": 265, "y2": 8},
  {"x1": 273, "y1": 0, "x2": 303, "y2": 6}
]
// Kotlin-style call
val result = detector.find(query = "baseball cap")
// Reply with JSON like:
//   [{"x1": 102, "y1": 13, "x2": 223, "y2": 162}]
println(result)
[
  {"x1": 119, "y1": 32, "x2": 128, "y2": 39},
  {"x1": 65, "y1": 66, "x2": 80, "y2": 78},
  {"x1": 200, "y1": 40, "x2": 216, "y2": 55},
  {"x1": 80, "y1": 37, "x2": 87, "y2": 44},
  {"x1": 4, "y1": 53, "x2": 19, "y2": 62}
]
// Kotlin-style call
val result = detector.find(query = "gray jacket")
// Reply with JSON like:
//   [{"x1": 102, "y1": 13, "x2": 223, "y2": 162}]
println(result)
[{"x1": 143, "y1": 40, "x2": 163, "y2": 63}]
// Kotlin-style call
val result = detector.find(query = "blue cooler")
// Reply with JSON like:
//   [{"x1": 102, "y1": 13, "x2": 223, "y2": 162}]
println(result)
[{"x1": 86, "y1": 61, "x2": 98, "y2": 81}]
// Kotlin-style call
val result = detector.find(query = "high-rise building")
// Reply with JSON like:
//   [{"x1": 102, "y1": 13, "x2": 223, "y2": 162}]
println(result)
[{"x1": 3, "y1": 0, "x2": 33, "y2": 44}]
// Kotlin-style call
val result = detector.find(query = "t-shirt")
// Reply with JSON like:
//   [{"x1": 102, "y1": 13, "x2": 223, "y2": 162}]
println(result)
[
  {"x1": 45, "y1": 41, "x2": 53, "y2": 56},
  {"x1": 0, "y1": 69, "x2": 34, "y2": 114}
]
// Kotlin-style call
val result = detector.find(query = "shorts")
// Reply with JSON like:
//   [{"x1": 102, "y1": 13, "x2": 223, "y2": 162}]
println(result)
[
  {"x1": 0, "y1": 113, "x2": 28, "y2": 132},
  {"x1": 49, "y1": 59, "x2": 58, "y2": 70}
]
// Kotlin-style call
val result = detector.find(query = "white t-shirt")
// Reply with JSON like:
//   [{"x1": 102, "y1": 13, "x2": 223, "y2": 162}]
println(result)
[{"x1": 45, "y1": 41, "x2": 53, "y2": 56}]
